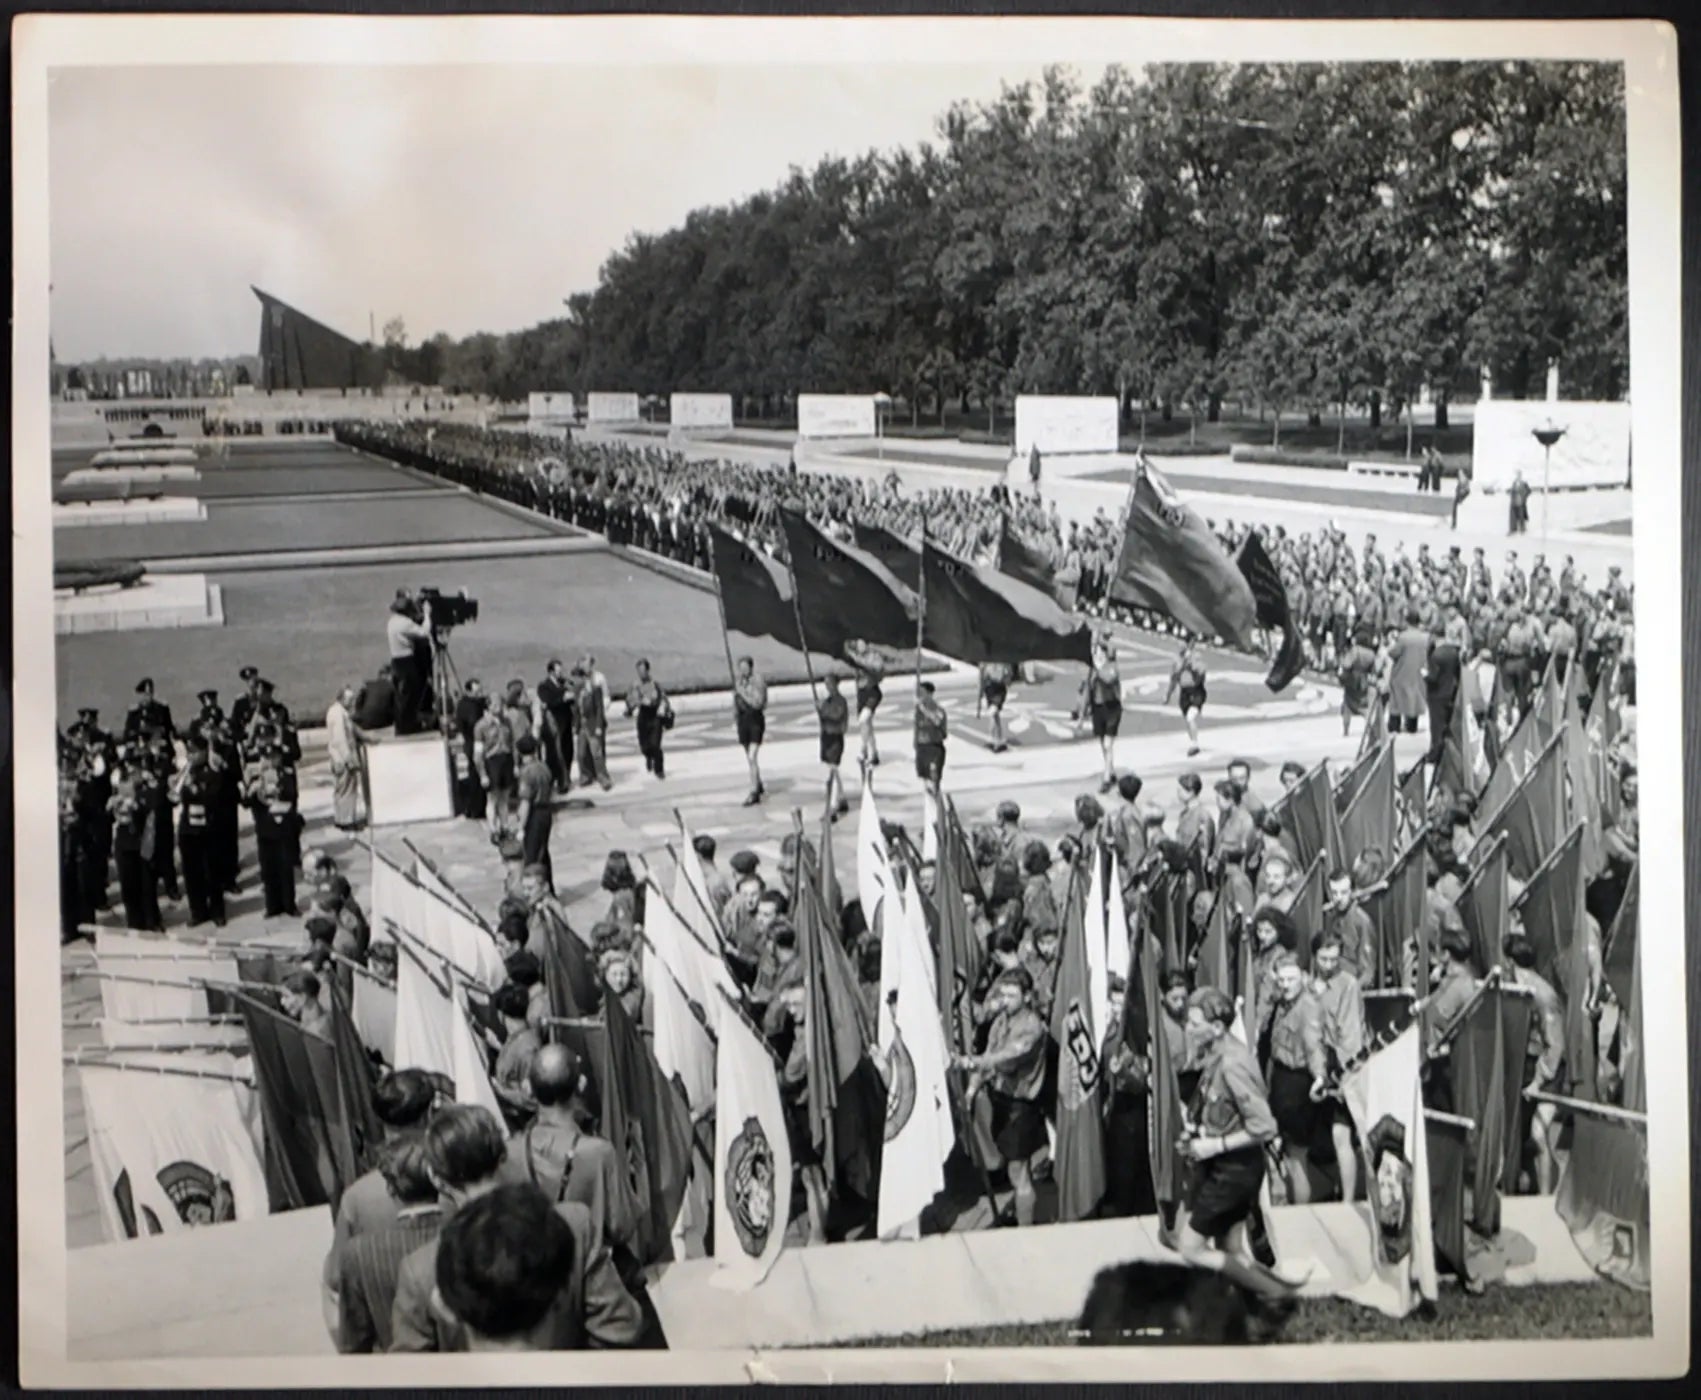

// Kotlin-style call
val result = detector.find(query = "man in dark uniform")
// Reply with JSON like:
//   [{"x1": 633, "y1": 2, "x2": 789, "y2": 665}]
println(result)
[
  {"x1": 514, "y1": 735, "x2": 555, "y2": 892},
  {"x1": 175, "y1": 734, "x2": 226, "y2": 927},
  {"x1": 536, "y1": 659, "x2": 576, "y2": 794},
  {"x1": 191, "y1": 690, "x2": 243, "y2": 896},
  {"x1": 1508, "y1": 471, "x2": 1531, "y2": 534},
  {"x1": 230, "y1": 666, "x2": 263, "y2": 742},
  {"x1": 68, "y1": 708, "x2": 114, "y2": 911},
  {"x1": 914, "y1": 681, "x2": 948, "y2": 795},
  {"x1": 59, "y1": 740, "x2": 96, "y2": 942},
  {"x1": 245, "y1": 739, "x2": 300, "y2": 919},
  {"x1": 144, "y1": 731, "x2": 181, "y2": 902},
  {"x1": 109, "y1": 751, "x2": 164, "y2": 932},
  {"x1": 124, "y1": 677, "x2": 175, "y2": 744}
]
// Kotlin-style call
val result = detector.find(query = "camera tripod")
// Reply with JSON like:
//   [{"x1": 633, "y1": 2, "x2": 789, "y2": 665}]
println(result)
[{"x1": 428, "y1": 632, "x2": 465, "y2": 733}]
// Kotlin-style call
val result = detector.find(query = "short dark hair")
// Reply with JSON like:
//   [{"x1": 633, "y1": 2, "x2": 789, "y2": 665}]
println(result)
[
  {"x1": 1117, "y1": 773, "x2": 1144, "y2": 803},
  {"x1": 1160, "y1": 970, "x2": 1191, "y2": 994},
  {"x1": 1178, "y1": 772, "x2": 1202, "y2": 796},
  {"x1": 1328, "y1": 867, "x2": 1352, "y2": 887},
  {"x1": 1312, "y1": 930, "x2": 1344, "y2": 957},
  {"x1": 372, "y1": 1068, "x2": 439, "y2": 1130},
  {"x1": 504, "y1": 949, "x2": 543, "y2": 988},
  {"x1": 1188, "y1": 987, "x2": 1236, "y2": 1028},
  {"x1": 493, "y1": 983, "x2": 531, "y2": 1021},
  {"x1": 1440, "y1": 929, "x2": 1473, "y2": 964},
  {"x1": 422, "y1": 1104, "x2": 508, "y2": 1189},
  {"x1": 1022, "y1": 841, "x2": 1053, "y2": 877},
  {"x1": 1280, "y1": 760, "x2": 1306, "y2": 781},
  {"x1": 498, "y1": 909, "x2": 530, "y2": 948},
  {"x1": 1253, "y1": 906, "x2": 1299, "y2": 950},
  {"x1": 692, "y1": 833, "x2": 717, "y2": 861},
  {"x1": 1214, "y1": 779, "x2": 1241, "y2": 802},
  {"x1": 435, "y1": 1183, "x2": 574, "y2": 1343},
  {"x1": 283, "y1": 970, "x2": 320, "y2": 1001},
  {"x1": 600, "y1": 850, "x2": 636, "y2": 893},
  {"x1": 757, "y1": 889, "x2": 789, "y2": 915},
  {"x1": 377, "y1": 1133, "x2": 437, "y2": 1206},
  {"x1": 516, "y1": 734, "x2": 538, "y2": 756},
  {"x1": 1504, "y1": 934, "x2": 1536, "y2": 969}
]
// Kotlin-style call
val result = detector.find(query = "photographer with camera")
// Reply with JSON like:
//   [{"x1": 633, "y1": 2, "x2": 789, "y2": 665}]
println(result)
[{"x1": 387, "y1": 591, "x2": 433, "y2": 736}]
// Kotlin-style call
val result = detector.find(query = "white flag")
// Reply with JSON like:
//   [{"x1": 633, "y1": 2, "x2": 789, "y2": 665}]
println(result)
[
  {"x1": 370, "y1": 849, "x2": 427, "y2": 946},
  {"x1": 647, "y1": 885, "x2": 738, "y2": 1031},
  {"x1": 644, "y1": 941, "x2": 716, "y2": 1115},
  {"x1": 1105, "y1": 853, "x2": 1132, "y2": 992},
  {"x1": 81, "y1": 1052, "x2": 269, "y2": 1244},
  {"x1": 1083, "y1": 849, "x2": 1111, "y2": 1058},
  {"x1": 921, "y1": 787, "x2": 940, "y2": 863},
  {"x1": 712, "y1": 1004, "x2": 791, "y2": 1291},
  {"x1": 857, "y1": 781, "x2": 894, "y2": 944},
  {"x1": 422, "y1": 883, "x2": 506, "y2": 990},
  {"x1": 674, "y1": 813, "x2": 726, "y2": 945},
  {"x1": 451, "y1": 988, "x2": 504, "y2": 1118},
  {"x1": 352, "y1": 972, "x2": 398, "y2": 1066},
  {"x1": 875, "y1": 881, "x2": 954, "y2": 1239},
  {"x1": 393, "y1": 941, "x2": 456, "y2": 1080},
  {"x1": 94, "y1": 931, "x2": 235, "y2": 1023},
  {"x1": 1340, "y1": 1024, "x2": 1438, "y2": 1317}
]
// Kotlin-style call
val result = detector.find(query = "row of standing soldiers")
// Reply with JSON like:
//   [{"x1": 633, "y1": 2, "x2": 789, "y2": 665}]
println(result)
[{"x1": 58, "y1": 677, "x2": 308, "y2": 942}]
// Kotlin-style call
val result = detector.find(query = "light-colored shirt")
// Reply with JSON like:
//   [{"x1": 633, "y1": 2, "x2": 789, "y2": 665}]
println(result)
[{"x1": 386, "y1": 612, "x2": 429, "y2": 660}]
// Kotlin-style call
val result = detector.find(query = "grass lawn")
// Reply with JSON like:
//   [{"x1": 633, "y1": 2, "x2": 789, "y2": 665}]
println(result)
[
  {"x1": 54, "y1": 494, "x2": 558, "y2": 563},
  {"x1": 833, "y1": 1281, "x2": 1650, "y2": 1348},
  {"x1": 54, "y1": 548, "x2": 886, "y2": 726}
]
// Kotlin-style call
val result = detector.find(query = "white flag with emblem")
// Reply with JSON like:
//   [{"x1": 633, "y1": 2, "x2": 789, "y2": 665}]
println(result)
[
  {"x1": 857, "y1": 781, "x2": 894, "y2": 943},
  {"x1": 875, "y1": 879, "x2": 954, "y2": 1239},
  {"x1": 81, "y1": 1052, "x2": 269, "y2": 1243},
  {"x1": 711, "y1": 999, "x2": 791, "y2": 1291},
  {"x1": 1083, "y1": 847, "x2": 1111, "y2": 1056}
]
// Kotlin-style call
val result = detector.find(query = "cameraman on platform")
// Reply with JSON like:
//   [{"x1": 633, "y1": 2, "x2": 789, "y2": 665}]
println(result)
[{"x1": 387, "y1": 591, "x2": 433, "y2": 736}]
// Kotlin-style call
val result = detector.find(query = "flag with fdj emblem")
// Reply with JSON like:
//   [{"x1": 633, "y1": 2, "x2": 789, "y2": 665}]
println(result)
[
  {"x1": 875, "y1": 879, "x2": 953, "y2": 1239},
  {"x1": 1050, "y1": 863, "x2": 1107, "y2": 1223},
  {"x1": 1556, "y1": 1111, "x2": 1650, "y2": 1291},
  {"x1": 781, "y1": 508, "x2": 917, "y2": 652},
  {"x1": 711, "y1": 995, "x2": 792, "y2": 1291},
  {"x1": 705, "y1": 520, "x2": 809, "y2": 652},
  {"x1": 1339, "y1": 1025, "x2": 1438, "y2": 1317},
  {"x1": 81, "y1": 1052, "x2": 269, "y2": 1244}
]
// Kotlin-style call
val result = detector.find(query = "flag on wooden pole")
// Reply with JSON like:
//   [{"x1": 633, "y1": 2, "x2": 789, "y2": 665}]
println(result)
[
  {"x1": 1050, "y1": 863, "x2": 1107, "y2": 1222},
  {"x1": 711, "y1": 999, "x2": 791, "y2": 1290}
]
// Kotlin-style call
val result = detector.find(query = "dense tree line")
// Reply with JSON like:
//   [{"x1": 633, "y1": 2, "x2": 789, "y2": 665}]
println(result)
[{"x1": 425, "y1": 61, "x2": 1629, "y2": 426}]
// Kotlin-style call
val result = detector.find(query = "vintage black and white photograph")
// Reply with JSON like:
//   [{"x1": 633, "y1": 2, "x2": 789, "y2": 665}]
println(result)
[{"x1": 11, "y1": 13, "x2": 1686, "y2": 1387}]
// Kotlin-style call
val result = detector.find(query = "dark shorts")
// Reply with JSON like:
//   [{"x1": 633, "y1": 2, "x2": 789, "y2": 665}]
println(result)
[
  {"x1": 820, "y1": 732, "x2": 846, "y2": 767},
  {"x1": 1188, "y1": 1145, "x2": 1265, "y2": 1240},
  {"x1": 736, "y1": 710, "x2": 766, "y2": 748},
  {"x1": 484, "y1": 753, "x2": 514, "y2": 789},
  {"x1": 1268, "y1": 1061, "x2": 1321, "y2": 1150},
  {"x1": 1179, "y1": 686, "x2": 1207, "y2": 715},
  {"x1": 915, "y1": 742, "x2": 945, "y2": 782},
  {"x1": 982, "y1": 680, "x2": 1008, "y2": 710},
  {"x1": 1091, "y1": 702, "x2": 1122, "y2": 739},
  {"x1": 989, "y1": 1091, "x2": 1049, "y2": 1163},
  {"x1": 856, "y1": 683, "x2": 883, "y2": 714}
]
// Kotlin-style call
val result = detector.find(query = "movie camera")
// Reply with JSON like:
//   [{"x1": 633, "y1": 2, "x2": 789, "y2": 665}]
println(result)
[{"x1": 417, "y1": 587, "x2": 480, "y2": 631}]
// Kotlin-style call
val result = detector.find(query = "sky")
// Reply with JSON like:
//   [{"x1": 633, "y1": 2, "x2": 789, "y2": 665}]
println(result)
[{"x1": 48, "y1": 61, "x2": 1095, "y2": 361}]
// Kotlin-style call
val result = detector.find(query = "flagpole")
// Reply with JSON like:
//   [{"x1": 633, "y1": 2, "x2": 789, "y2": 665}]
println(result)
[
  {"x1": 703, "y1": 530, "x2": 747, "y2": 731},
  {"x1": 777, "y1": 521, "x2": 823, "y2": 716},
  {"x1": 64, "y1": 1054, "x2": 254, "y2": 1086},
  {"x1": 1524, "y1": 1088, "x2": 1647, "y2": 1127}
]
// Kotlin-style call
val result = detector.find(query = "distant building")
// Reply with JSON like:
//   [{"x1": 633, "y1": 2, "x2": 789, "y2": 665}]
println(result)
[{"x1": 254, "y1": 287, "x2": 391, "y2": 392}]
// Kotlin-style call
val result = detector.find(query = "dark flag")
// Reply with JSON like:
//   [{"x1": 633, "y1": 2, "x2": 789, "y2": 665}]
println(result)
[
  {"x1": 1274, "y1": 762, "x2": 1345, "y2": 876},
  {"x1": 851, "y1": 521, "x2": 922, "y2": 593},
  {"x1": 1479, "y1": 695, "x2": 1544, "y2": 824},
  {"x1": 538, "y1": 904, "x2": 601, "y2": 1022},
  {"x1": 920, "y1": 539, "x2": 1093, "y2": 665},
  {"x1": 1110, "y1": 459, "x2": 1257, "y2": 647},
  {"x1": 1141, "y1": 928, "x2": 1183, "y2": 1208},
  {"x1": 1486, "y1": 732, "x2": 1566, "y2": 882},
  {"x1": 1436, "y1": 674, "x2": 1491, "y2": 800},
  {"x1": 1562, "y1": 668, "x2": 1607, "y2": 880},
  {"x1": 1235, "y1": 530, "x2": 1305, "y2": 692},
  {"x1": 997, "y1": 517, "x2": 1074, "y2": 609},
  {"x1": 1051, "y1": 864, "x2": 1107, "y2": 1222},
  {"x1": 935, "y1": 802, "x2": 983, "y2": 1056},
  {"x1": 595, "y1": 987, "x2": 694, "y2": 1265},
  {"x1": 704, "y1": 521, "x2": 809, "y2": 652},
  {"x1": 236, "y1": 990, "x2": 357, "y2": 1214},
  {"x1": 1194, "y1": 888, "x2": 1235, "y2": 996},
  {"x1": 1556, "y1": 1112, "x2": 1651, "y2": 1290},
  {"x1": 1286, "y1": 854, "x2": 1327, "y2": 975},
  {"x1": 1425, "y1": 1108, "x2": 1474, "y2": 1284},
  {"x1": 1333, "y1": 742, "x2": 1380, "y2": 817},
  {"x1": 1149, "y1": 869, "x2": 1190, "y2": 977},
  {"x1": 1602, "y1": 862, "x2": 1639, "y2": 1010},
  {"x1": 796, "y1": 872, "x2": 884, "y2": 1201},
  {"x1": 1397, "y1": 759, "x2": 1428, "y2": 839},
  {"x1": 781, "y1": 508, "x2": 917, "y2": 652},
  {"x1": 1340, "y1": 741, "x2": 1397, "y2": 873},
  {"x1": 328, "y1": 978, "x2": 385, "y2": 1180},
  {"x1": 1455, "y1": 834, "x2": 1509, "y2": 980},
  {"x1": 1364, "y1": 835, "x2": 1427, "y2": 992},
  {"x1": 1514, "y1": 824, "x2": 1584, "y2": 995},
  {"x1": 1358, "y1": 691, "x2": 1389, "y2": 761},
  {"x1": 1447, "y1": 983, "x2": 1522, "y2": 1236}
]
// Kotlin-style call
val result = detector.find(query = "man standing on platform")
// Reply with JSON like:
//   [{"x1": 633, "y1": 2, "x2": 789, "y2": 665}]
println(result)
[
  {"x1": 1508, "y1": 470, "x2": 1532, "y2": 536},
  {"x1": 245, "y1": 739, "x2": 300, "y2": 920},
  {"x1": 535, "y1": 659, "x2": 575, "y2": 794},
  {"x1": 326, "y1": 685, "x2": 371, "y2": 833},
  {"x1": 573, "y1": 657, "x2": 614, "y2": 793},
  {"x1": 174, "y1": 733, "x2": 225, "y2": 928},
  {"x1": 734, "y1": 656, "x2": 768, "y2": 807},
  {"x1": 1388, "y1": 609, "x2": 1431, "y2": 737},
  {"x1": 387, "y1": 593, "x2": 433, "y2": 736}
]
